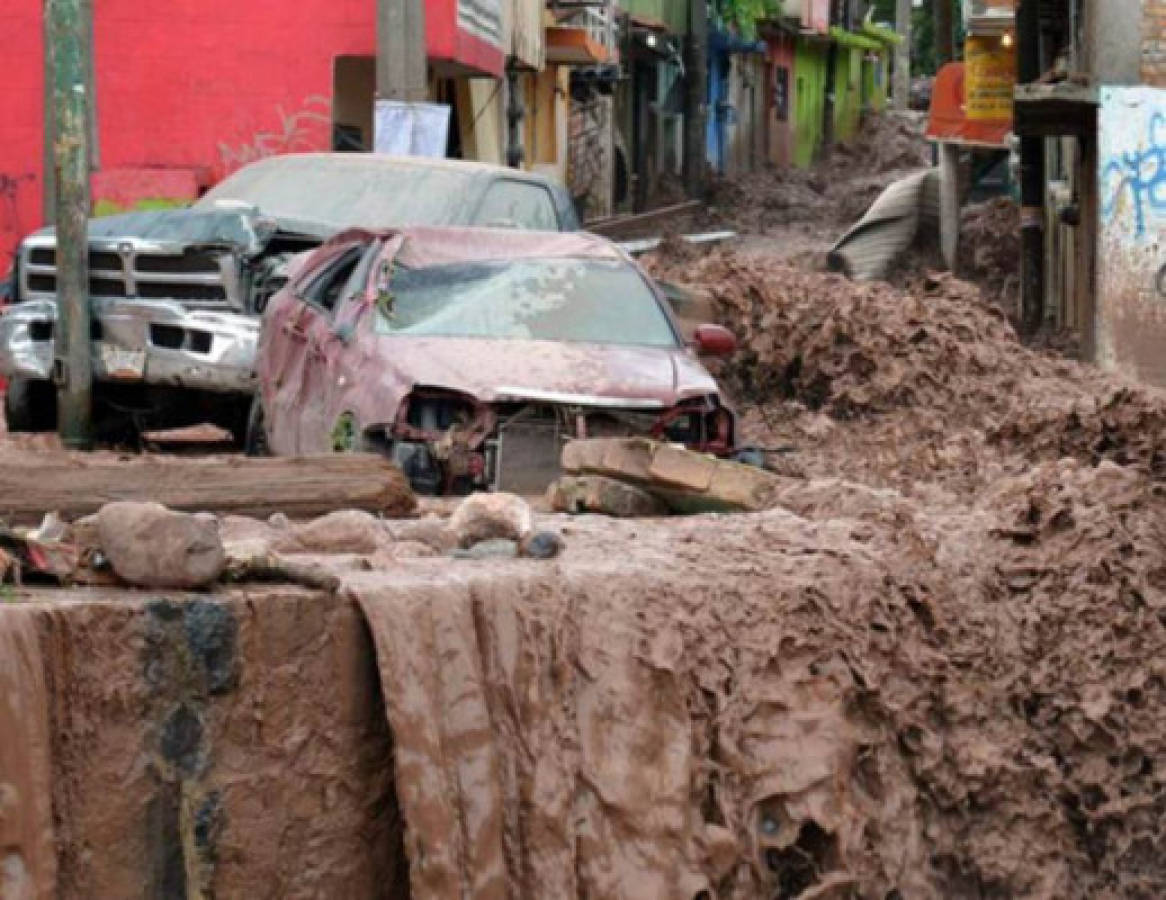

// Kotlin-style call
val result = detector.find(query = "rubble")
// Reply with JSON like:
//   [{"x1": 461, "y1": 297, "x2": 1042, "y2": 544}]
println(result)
[
  {"x1": 96, "y1": 502, "x2": 225, "y2": 590},
  {"x1": 548, "y1": 475, "x2": 669, "y2": 518},
  {"x1": 561, "y1": 438, "x2": 784, "y2": 513},
  {"x1": 958, "y1": 195, "x2": 1021, "y2": 314},
  {"x1": 448, "y1": 492, "x2": 533, "y2": 548}
]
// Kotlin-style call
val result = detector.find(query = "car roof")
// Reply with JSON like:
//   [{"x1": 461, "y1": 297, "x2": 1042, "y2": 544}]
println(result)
[
  {"x1": 331, "y1": 225, "x2": 625, "y2": 267},
  {"x1": 240, "y1": 152, "x2": 562, "y2": 187}
]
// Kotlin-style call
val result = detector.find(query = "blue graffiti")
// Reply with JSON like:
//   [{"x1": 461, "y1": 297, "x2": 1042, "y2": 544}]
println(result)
[{"x1": 1102, "y1": 112, "x2": 1166, "y2": 238}]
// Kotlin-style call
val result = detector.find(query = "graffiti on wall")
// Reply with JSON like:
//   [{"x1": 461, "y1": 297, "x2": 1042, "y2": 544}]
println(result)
[
  {"x1": 217, "y1": 95, "x2": 332, "y2": 175},
  {"x1": 1095, "y1": 86, "x2": 1166, "y2": 387},
  {"x1": 1, "y1": 172, "x2": 36, "y2": 269},
  {"x1": 1100, "y1": 110, "x2": 1166, "y2": 240}
]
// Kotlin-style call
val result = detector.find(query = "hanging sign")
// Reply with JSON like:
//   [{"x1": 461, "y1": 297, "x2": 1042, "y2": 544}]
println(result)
[{"x1": 965, "y1": 36, "x2": 1016, "y2": 122}]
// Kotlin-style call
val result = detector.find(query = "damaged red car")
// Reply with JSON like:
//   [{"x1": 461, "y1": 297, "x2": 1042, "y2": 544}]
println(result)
[{"x1": 250, "y1": 226, "x2": 738, "y2": 494}]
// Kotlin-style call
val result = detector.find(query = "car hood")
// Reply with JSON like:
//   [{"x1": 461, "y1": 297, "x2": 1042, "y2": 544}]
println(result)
[
  {"x1": 30, "y1": 207, "x2": 333, "y2": 255},
  {"x1": 374, "y1": 336, "x2": 721, "y2": 408}
]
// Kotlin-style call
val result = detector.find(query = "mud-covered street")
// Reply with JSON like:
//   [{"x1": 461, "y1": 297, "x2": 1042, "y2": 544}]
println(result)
[{"x1": 2, "y1": 107, "x2": 1164, "y2": 898}]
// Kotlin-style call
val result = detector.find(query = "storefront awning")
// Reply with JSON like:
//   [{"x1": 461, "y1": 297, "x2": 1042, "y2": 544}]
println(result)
[
  {"x1": 829, "y1": 27, "x2": 883, "y2": 52},
  {"x1": 860, "y1": 22, "x2": 901, "y2": 46},
  {"x1": 926, "y1": 62, "x2": 1012, "y2": 148},
  {"x1": 546, "y1": 26, "x2": 614, "y2": 66},
  {"x1": 709, "y1": 28, "x2": 766, "y2": 55}
]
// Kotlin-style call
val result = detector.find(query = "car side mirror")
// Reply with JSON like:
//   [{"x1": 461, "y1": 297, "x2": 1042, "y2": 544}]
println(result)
[{"x1": 691, "y1": 324, "x2": 736, "y2": 357}]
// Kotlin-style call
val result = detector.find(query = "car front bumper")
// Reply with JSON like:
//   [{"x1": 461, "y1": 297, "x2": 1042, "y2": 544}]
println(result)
[{"x1": 0, "y1": 298, "x2": 258, "y2": 394}]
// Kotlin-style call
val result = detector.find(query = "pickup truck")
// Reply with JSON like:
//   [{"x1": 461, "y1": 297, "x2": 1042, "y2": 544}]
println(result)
[{"x1": 0, "y1": 153, "x2": 580, "y2": 439}]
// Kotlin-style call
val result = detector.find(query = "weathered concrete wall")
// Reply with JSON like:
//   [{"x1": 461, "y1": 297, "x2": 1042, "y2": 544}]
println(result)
[
  {"x1": 1096, "y1": 85, "x2": 1166, "y2": 386},
  {"x1": 1084, "y1": 0, "x2": 1143, "y2": 84},
  {"x1": 0, "y1": 589, "x2": 408, "y2": 898}
]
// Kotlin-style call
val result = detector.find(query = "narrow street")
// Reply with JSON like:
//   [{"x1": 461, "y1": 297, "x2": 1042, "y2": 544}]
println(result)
[{"x1": 2, "y1": 0, "x2": 1165, "y2": 897}]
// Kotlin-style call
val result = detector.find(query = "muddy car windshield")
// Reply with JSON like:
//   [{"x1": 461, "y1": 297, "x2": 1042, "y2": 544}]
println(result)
[
  {"x1": 195, "y1": 157, "x2": 472, "y2": 228},
  {"x1": 374, "y1": 258, "x2": 679, "y2": 347}
]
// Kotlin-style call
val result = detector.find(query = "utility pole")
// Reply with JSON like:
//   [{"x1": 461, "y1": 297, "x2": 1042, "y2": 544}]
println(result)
[
  {"x1": 934, "y1": 0, "x2": 954, "y2": 67},
  {"x1": 46, "y1": 0, "x2": 93, "y2": 449},
  {"x1": 1016, "y1": 0, "x2": 1044, "y2": 334},
  {"x1": 683, "y1": 0, "x2": 709, "y2": 195},
  {"x1": 893, "y1": 0, "x2": 912, "y2": 111},
  {"x1": 376, "y1": 0, "x2": 427, "y2": 102}
]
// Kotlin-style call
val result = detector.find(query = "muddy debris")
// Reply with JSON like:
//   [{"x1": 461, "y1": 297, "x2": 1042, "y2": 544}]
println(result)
[
  {"x1": 96, "y1": 502, "x2": 225, "y2": 590},
  {"x1": 958, "y1": 195, "x2": 1021, "y2": 314},
  {"x1": 449, "y1": 492, "x2": 533, "y2": 548}
]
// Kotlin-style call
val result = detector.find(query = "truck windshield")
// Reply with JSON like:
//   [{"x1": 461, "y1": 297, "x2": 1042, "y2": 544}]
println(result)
[
  {"x1": 195, "y1": 156, "x2": 473, "y2": 228},
  {"x1": 375, "y1": 258, "x2": 679, "y2": 348}
]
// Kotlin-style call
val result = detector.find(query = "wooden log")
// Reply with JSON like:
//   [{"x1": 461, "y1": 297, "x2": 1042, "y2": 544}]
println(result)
[{"x1": 0, "y1": 454, "x2": 416, "y2": 524}]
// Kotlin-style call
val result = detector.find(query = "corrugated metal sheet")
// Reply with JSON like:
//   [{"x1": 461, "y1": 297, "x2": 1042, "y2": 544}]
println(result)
[{"x1": 827, "y1": 168, "x2": 939, "y2": 281}]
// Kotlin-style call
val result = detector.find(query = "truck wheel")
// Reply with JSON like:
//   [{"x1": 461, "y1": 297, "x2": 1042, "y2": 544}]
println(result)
[
  {"x1": 243, "y1": 396, "x2": 271, "y2": 457},
  {"x1": 3, "y1": 378, "x2": 57, "y2": 433}
]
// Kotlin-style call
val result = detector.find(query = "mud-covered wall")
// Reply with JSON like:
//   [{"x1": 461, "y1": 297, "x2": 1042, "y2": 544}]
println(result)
[
  {"x1": 1096, "y1": 85, "x2": 1166, "y2": 387},
  {"x1": 0, "y1": 590, "x2": 407, "y2": 898}
]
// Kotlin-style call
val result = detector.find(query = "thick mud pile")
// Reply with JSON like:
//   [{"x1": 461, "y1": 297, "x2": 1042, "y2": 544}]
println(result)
[
  {"x1": 337, "y1": 452, "x2": 1164, "y2": 897},
  {"x1": 698, "y1": 113, "x2": 931, "y2": 241},
  {"x1": 957, "y1": 196, "x2": 1021, "y2": 314},
  {"x1": 645, "y1": 247, "x2": 1165, "y2": 495}
]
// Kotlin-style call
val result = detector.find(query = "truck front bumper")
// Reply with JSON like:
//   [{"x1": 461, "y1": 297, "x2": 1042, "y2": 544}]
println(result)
[{"x1": 0, "y1": 298, "x2": 258, "y2": 394}]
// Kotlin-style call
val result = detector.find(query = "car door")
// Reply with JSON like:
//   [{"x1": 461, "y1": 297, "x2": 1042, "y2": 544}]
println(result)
[
  {"x1": 471, "y1": 179, "x2": 561, "y2": 230},
  {"x1": 261, "y1": 255, "x2": 334, "y2": 457},
  {"x1": 293, "y1": 239, "x2": 378, "y2": 455}
]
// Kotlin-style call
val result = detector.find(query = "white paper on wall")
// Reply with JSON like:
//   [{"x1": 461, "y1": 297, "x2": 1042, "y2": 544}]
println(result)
[{"x1": 373, "y1": 100, "x2": 451, "y2": 158}]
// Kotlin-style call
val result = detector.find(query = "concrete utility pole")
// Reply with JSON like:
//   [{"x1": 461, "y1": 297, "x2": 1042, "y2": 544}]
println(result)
[
  {"x1": 893, "y1": 0, "x2": 912, "y2": 110},
  {"x1": 376, "y1": 0, "x2": 427, "y2": 102},
  {"x1": 683, "y1": 0, "x2": 710, "y2": 193},
  {"x1": 46, "y1": 0, "x2": 93, "y2": 449}
]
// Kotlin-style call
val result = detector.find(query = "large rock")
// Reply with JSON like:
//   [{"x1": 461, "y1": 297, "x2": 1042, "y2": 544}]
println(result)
[
  {"x1": 448, "y1": 493, "x2": 532, "y2": 549},
  {"x1": 561, "y1": 438, "x2": 782, "y2": 513},
  {"x1": 547, "y1": 475, "x2": 668, "y2": 518},
  {"x1": 96, "y1": 502, "x2": 225, "y2": 589}
]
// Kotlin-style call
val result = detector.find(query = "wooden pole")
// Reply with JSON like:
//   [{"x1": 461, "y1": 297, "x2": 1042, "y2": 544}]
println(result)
[
  {"x1": 683, "y1": 0, "x2": 709, "y2": 193},
  {"x1": 46, "y1": 0, "x2": 93, "y2": 450}
]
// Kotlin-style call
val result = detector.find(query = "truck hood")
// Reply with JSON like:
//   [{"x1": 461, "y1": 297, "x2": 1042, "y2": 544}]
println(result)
[
  {"x1": 30, "y1": 207, "x2": 333, "y2": 255},
  {"x1": 375, "y1": 336, "x2": 721, "y2": 408}
]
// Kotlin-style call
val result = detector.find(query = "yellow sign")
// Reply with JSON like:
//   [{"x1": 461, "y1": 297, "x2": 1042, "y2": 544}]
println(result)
[{"x1": 965, "y1": 36, "x2": 1016, "y2": 122}]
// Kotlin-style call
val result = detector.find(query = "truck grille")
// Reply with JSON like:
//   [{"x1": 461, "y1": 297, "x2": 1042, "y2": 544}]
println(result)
[{"x1": 21, "y1": 242, "x2": 233, "y2": 308}]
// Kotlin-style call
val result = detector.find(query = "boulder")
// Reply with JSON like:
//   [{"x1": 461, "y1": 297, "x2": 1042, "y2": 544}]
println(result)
[
  {"x1": 96, "y1": 502, "x2": 225, "y2": 589},
  {"x1": 448, "y1": 493, "x2": 532, "y2": 549},
  {"x1": 547, "y1": 475, "x2": 668, "y2": 518}
]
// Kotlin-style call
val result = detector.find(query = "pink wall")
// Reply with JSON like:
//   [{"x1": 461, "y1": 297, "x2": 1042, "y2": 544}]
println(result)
[
  {"x1": 1, "y1": 0, "x2": 44, "y2": 271},
  {"x1": 1, "y1": 0, "x2": 496, "y2": 270},
  {"x1": 805, "y1": 0, "x2": 830, "y2": 33}
]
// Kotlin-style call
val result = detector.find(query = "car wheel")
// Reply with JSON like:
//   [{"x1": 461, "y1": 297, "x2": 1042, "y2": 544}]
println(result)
[
  {"x1": 3, "y1": 378, "x2": 57, "y2": 433},
  {"x1": 243, "y1": 396, "x2": 271, "y2": 457}
]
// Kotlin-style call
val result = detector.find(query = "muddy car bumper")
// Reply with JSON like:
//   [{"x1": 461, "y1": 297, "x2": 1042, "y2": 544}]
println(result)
[{"x1": 0, "y1": 299, "x2": 258, "y2": 393}]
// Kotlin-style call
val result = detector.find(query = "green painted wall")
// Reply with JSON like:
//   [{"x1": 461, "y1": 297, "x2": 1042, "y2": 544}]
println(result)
[
  {"x1": 619, "y1": 0, "x2": 688, "y2": 33},
  {"x1": 793, "y1": 43, "x2": 829, "y2": 167},
  {"x1": 862, "y1": 55, "x2": 889, "y2": 113},
  {"x1": 832, "y1": 47, "x2": 863, "y2": 142}
]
